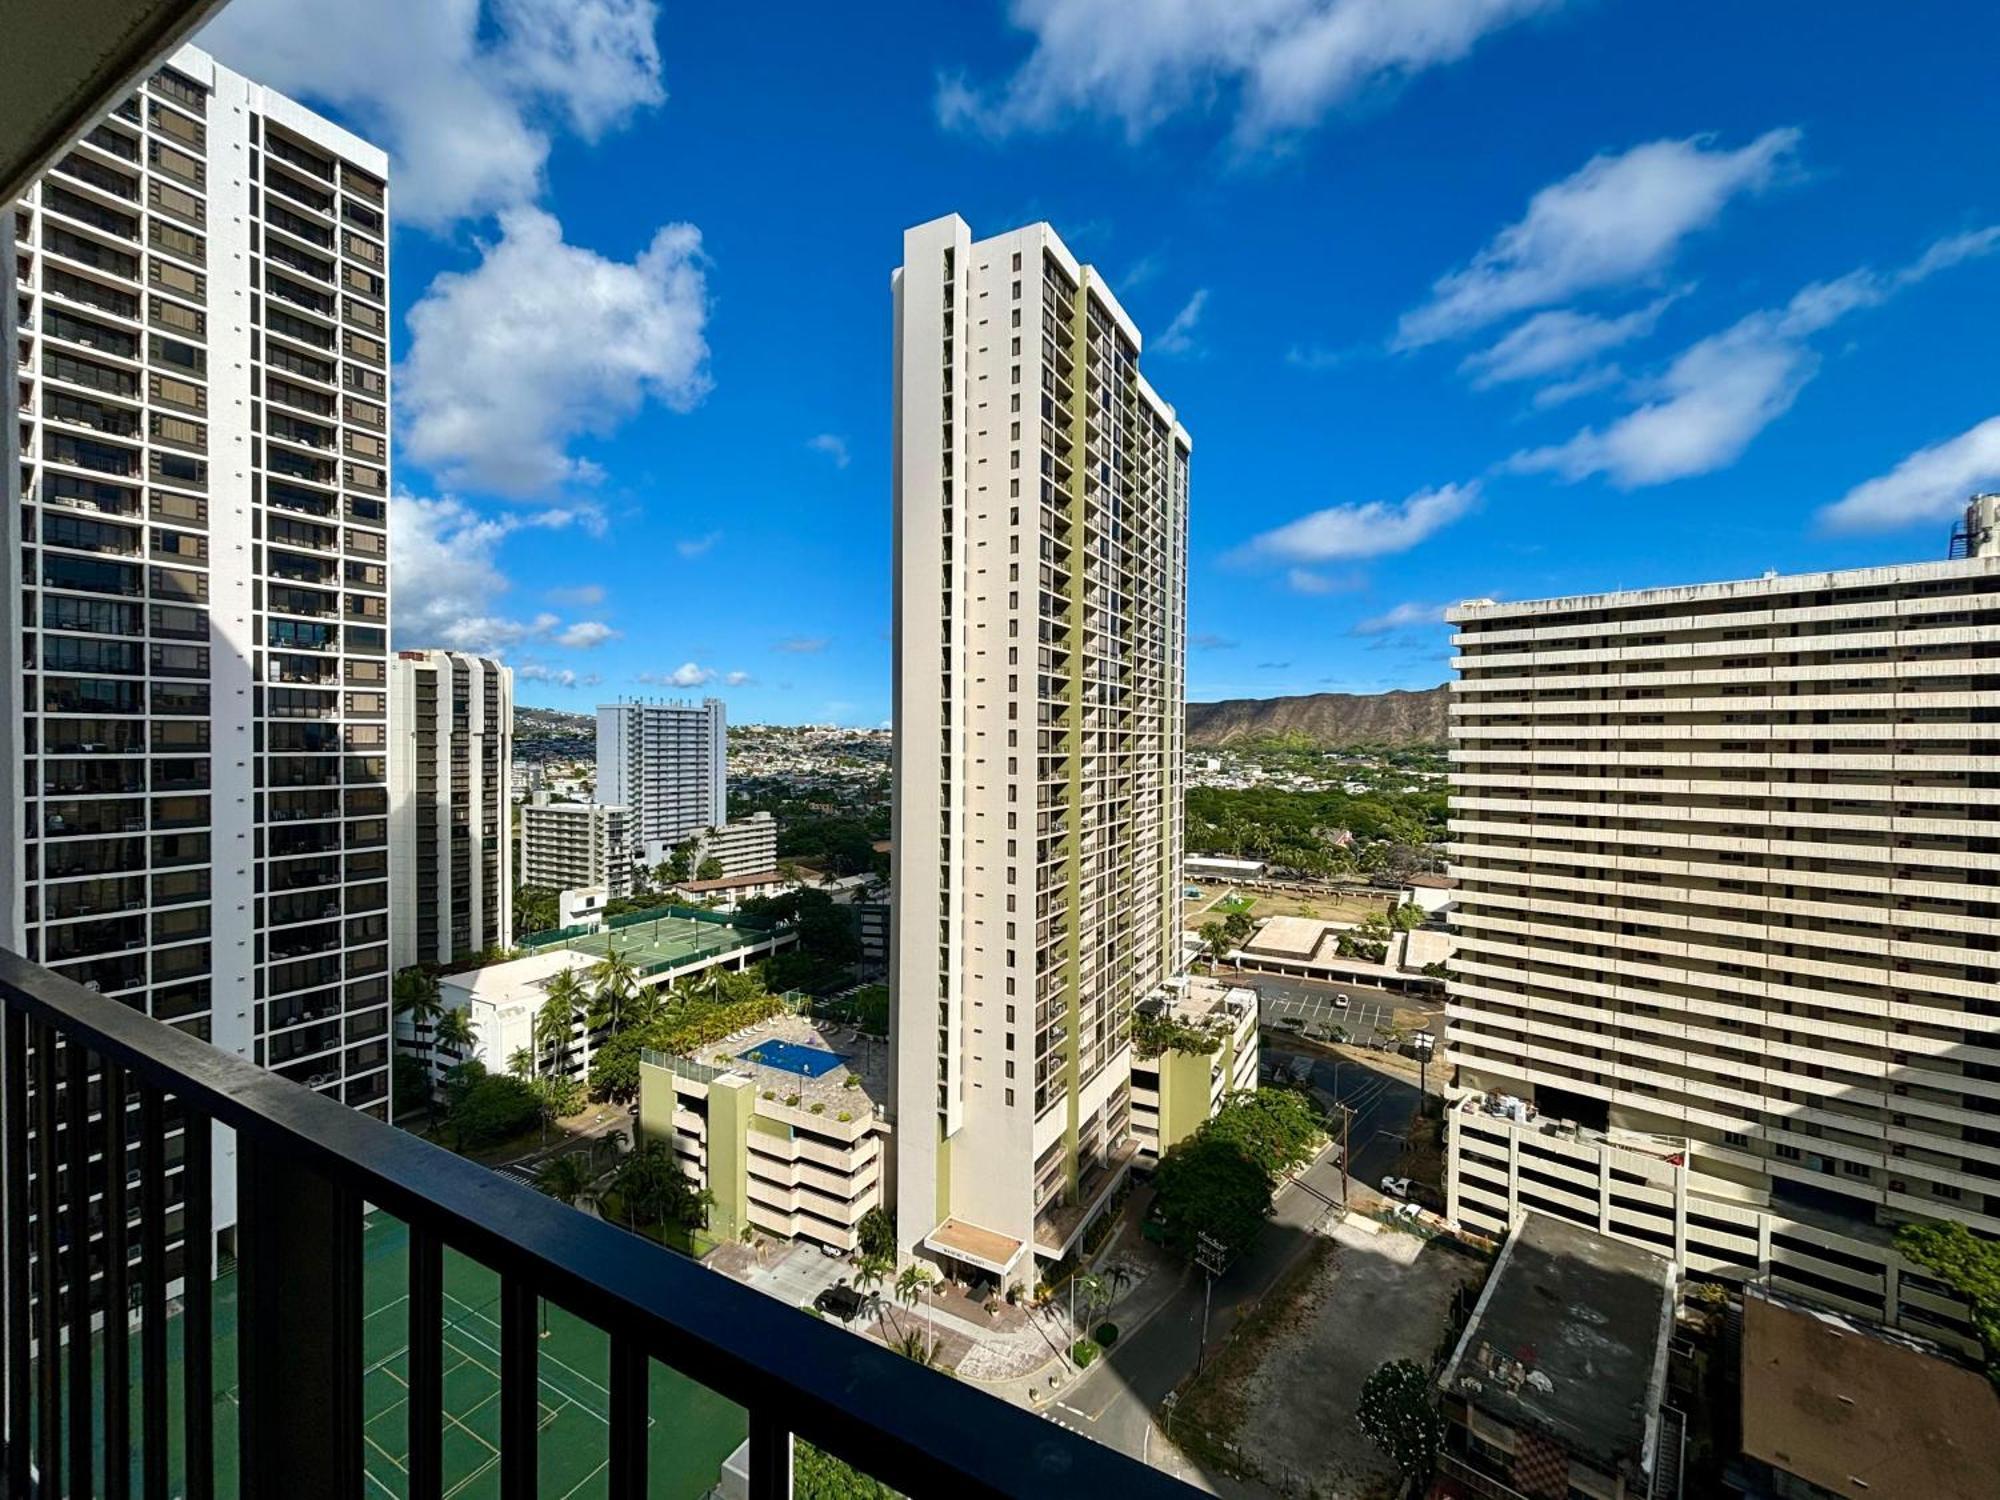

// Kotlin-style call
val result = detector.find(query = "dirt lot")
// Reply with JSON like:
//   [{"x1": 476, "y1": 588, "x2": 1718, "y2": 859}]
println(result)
[{"x1": 1177, "y1": 1215, "x2": 1485, "y2": 1498}]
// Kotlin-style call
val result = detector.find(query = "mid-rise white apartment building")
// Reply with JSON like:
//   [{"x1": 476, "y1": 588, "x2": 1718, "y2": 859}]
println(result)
[
  {"x1": 596, "y1": 696, "x2": 726, "y2": 860},
  {"x1": 388, "y1": 650, "x2": 512, "y2": 972},
  {"x1": 891, "y1": 215, "x2": 1190, "y2": 1291},
  {"x1": 687, "y1": 810, "x2": 777, "y2": 877},
  {"x1": 520, "y1": 795, "x2": 632, "y2": 900},
  {"x1": 3, "y1": 48, "x2": 392, "y2": 1191},
  {"x1": 1445, "y1": 507, "x2": 2000, "y2": 1353}
]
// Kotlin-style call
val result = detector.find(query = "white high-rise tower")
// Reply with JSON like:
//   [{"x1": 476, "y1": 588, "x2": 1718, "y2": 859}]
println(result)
[
  {"x1": 890, "y1": 215, "x2": 1190, "y2": 1290},
  {"x1": 4, "y1": 46, "x2": 392, "y2": 1227}
]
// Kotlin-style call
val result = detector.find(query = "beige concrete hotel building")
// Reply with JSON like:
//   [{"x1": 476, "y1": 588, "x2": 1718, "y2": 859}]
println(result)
[
  {"x1": 1444, "y1": 501, "x2": 2000, "y2": 1352},
  {"x1": 891, "y1": 215, "x2": 1190, "y2": 1290}
]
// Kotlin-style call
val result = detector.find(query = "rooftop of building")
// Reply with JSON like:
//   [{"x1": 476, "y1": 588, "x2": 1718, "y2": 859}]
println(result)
[
  {"x1": 1738, "y1": 1290, "x2": 2000, "y2": 1500},
  {"x1": 656, "y1": 1010, "x2": 887, "y2": 1117},
  {"x1": 1157, "y1": 974, "x2": 1257, "y2": 1029},
  {"x1": 497, "y1": 906, "x2": 788, "y2": 981},
  {"x1": 1448, "y1": 552, "x2": 2000, "y2": 623},
  {"x1": 1438, "y1": 1211, "x2": 1676, "y2": 1482},
  {"x1": 674, "y1": 869, "x2": 790, "y2": 894}
]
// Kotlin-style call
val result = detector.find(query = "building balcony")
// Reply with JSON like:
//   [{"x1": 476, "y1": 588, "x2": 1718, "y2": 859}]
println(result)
[{"x1": 0, "y1": 948, "x2": 1198, "y2": 1497}]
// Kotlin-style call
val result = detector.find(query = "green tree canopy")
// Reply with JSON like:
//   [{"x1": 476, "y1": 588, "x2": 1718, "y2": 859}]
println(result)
[
  {"x1": 1897, "y1": 1220, "x2": 2000, "y2": 1384},
  {"x1": 446, "y1": 1072, "x2": 541, "y2": 1152},
  {"x1": 1151, "y1": 1088, "x2": 1325, "y2": 1260}
]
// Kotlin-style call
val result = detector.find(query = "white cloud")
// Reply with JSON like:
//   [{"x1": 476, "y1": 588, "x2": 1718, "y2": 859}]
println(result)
[
  {"x1": 1461, "y1": 292, "x2": 1681, "y2": 388},
  {"x1": 1236, "y1": 481, "x2": 1480, "y2": 563},
  {"x1": 637, "y1": 663, "x2": 716, "y2": 688},
  {"x1": 676, "y1": 531, "x2": 722, "y2": 559},
  {"x1": 1189, "y1": 632, "x2": 1239, "y2": 650},
  {"x1": 1285, "y1": 342, "x2": 1351, "y2": 371},
  {"x1": 1395, "y1": 129, "x2": 1799, "y2": 348},
  {"x1": 1287, "y1": 568, "x2": 1339, "y2": 595},
  {"x1": 400, "y1": 207, "x2": 710, "y2": 495},
  {"x1": 201, "y1": 0, "x2": 664, "y2": 231},
  {"x1": 775, "y1": 637, "x2": 829, "y2": 654},
  {"x1": 808, "y1": 433, "x2": 852, "y2": 468},
  {"x1": 545, "y1": 583, "x2": 606, "y2": 607},
  {"x1": 723, "y1": 671, "x2": 754, "y2": 687},
  {"x1": 390, "y1": 494, "x2": 600, "y2": 656},
  {"x1": 1511, "y1": 229, "x2": 1999, "y2": 488},
  {"x1": 938, "y1": 0, "x2": 1563, "y2": 145},
  {"x1": 1818, "y1": 417, "x2": 2000, "y2": 534},
  {"x1": 1353, "y1": 601, "x2": 1448, "y2": 634},
  {"x1": 554, "y1": 620, "x2": 618, "y2": 649},
  {"x1": 1154, "y1": 289, "x2": 1209, "y2": 356},
  {"x1": 517, "y1": 664, "x2": 601, "y2": 689}
]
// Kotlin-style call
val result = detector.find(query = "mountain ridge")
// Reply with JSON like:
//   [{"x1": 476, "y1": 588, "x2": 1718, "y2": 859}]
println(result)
[{"x1": 1186, "y1": 685, "x2": 1449, "y2": 748}]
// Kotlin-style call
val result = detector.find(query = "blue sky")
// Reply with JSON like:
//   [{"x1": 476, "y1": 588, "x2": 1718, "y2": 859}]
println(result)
[{"x1": 200, "y1": 0, "x2": 2000, "y2": 724}]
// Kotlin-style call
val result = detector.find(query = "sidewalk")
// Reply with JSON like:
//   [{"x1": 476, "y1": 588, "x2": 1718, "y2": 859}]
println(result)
[{"x1": 975, "y1": 1219, "x2": 1192, "y2": 1408}]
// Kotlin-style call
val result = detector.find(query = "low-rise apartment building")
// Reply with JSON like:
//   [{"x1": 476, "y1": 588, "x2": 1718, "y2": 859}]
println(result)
[
  {"x1": 639, "y1": 1013, "x2": 890, "y2": 1251},
  {"x1": 1130, "y1": 977, "x2": 1260, "y2": 1168},
  {"x1": 520, "y1": 794, "x2": 632, "y2": 900},
  {"x1": 1434, "y1": 1211, "x2": 1679, "y2": 1500}
]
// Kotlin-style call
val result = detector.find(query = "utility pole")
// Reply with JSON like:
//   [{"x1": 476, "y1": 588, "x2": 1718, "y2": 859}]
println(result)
[
  {"x1": 1193, "y1": 1231, "x2": 1228, "y2": 1377},
  {"x1": 1339, "y1": 1104, "x2": 1350, "y2": 1207}
]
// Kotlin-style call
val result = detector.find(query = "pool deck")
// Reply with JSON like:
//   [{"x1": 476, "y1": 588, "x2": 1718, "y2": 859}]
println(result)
[{"x1": 690, "y1": 1013, "x2": 888, "y2": 1115}]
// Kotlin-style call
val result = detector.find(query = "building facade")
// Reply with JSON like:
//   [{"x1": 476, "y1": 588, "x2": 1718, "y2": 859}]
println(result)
[
  {"x1": 891, "y1": 215, "x2": 1190, "y2": 1289},
  {"x1": 3, "y1": 45, "x2": 393, "y2": 1210},
  {"x1": 388, "y1": 650, "x2": 512, "y2": 972},
  {"x1": 639, "y1": 1012, "x2": 890, "y2": 1252},
  {"x1": 1444, "y1": 528, "x2": 2000, "y2": 1351},
  {"x1": 596, "y1": 696, "x2": 726, "y2": 860},
  {"x1": 686, "y1": 810, "x2": 777, "y2": 877},
  {"x1": 1130, "y1": 978, "x2": 1260, "y2": 1169},
  {"x1": 519, "y1": 795, "x2": 632, "y2": 901}
]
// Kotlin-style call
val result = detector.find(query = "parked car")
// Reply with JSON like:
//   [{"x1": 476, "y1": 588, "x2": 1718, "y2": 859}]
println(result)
[
  {"x1": 1333, "y1": 993, "x2": 1350, "y2": 1010},
  {"x1": 1380, "y1": 1176, "x2": 1413, "y2": 1198},
  {"x1": 819, "y1": 1242, "x2": 844, "y2": 1259}
]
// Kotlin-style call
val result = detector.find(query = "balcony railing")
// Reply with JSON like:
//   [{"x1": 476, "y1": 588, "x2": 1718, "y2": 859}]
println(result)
[{"x1": 0, "y1": 949, "x2": 1196, "y2": 1498}]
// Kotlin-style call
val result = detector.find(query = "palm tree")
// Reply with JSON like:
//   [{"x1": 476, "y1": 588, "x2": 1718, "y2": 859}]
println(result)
[
  {"x1": 506, "y1": 1047, "x2": 535, "y2": 1081},
  {"x1": 536, "y1": 1152, "x2": 596, "y2": 1211},
  {"x1": 588, "y1": 949, "x2": 641, "y2": 1036},
  {"x1": 895, "y1": 1263, "x2": 938, "y2": 1364},
  {"x1": 433, "y1": 1007, "x2": 477, "y2": 1073},
  {"x1": 852, "y1": 1251, "x2": 892, "y2": 1323},
  {"x1": 538, "y1": 968, "x2": 588, "y2": 1078},
  {"x1": 392, "y1": 967, "x2": 444, "y2": 1119}
]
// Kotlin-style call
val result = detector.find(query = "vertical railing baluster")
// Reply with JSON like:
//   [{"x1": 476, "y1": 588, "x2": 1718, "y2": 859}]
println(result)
[
  {"x1": 181, "y1": 1111, "x2": 213, "y2": 1499},
  {"x1": 499, "y1": 1277, "x2": 539, "y2": 1500},
  {"x1": 64, "y1": 1042, "x2": 94, "y2": 1498},
  {"x1": 34, "y1": 1024, "x2": 63, "y2": 1495},
  {"x1": 3, "y1": 1008, "x2": 32, "y2": 1497},
  {"x1": 608, "y1": 1331, "x2": 648, "y2": 1500},
  {"x1": 406, "y1": 1223, "x2": 443, "y2": 1500},
  {"x1": 746, "y1": 1409, "x2": 794, "y2": 1500},
  {"x1": 236, "y1": 1138, "x2": 363, "y2": 1499},
  {"x1": 102, "y1": 1064, "x2": 130, "y2": 1500},
  {"x1": 138, "y1": 1087, "x2": 167, "y2": 1500}
]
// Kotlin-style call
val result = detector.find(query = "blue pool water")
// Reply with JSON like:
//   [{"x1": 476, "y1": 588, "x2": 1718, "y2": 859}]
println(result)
[{"x1": 741, "y1": 1040, "x2": 848, "y2": 1078}]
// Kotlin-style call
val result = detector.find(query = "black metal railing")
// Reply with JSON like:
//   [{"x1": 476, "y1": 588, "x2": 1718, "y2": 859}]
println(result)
[{"x1": 0, "y1": 949, "x2": 1198, "y2": 1498}]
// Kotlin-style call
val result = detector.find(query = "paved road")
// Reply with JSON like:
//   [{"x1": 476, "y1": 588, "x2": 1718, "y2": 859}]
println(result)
[{"x1": 1059, "y1": 1057, "x2": 1422, "y2": 1485}]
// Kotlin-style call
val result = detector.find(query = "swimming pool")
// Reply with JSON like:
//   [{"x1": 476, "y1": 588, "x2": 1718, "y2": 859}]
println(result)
[{"x1": 740, "y1": 1040, "x2": 849, "y2": 1078}]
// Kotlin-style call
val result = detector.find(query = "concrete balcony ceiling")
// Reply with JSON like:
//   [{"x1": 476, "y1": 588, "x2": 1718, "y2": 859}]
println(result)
[{"x1": 0, "y1": 0, "x2": 227, "y2": 205}]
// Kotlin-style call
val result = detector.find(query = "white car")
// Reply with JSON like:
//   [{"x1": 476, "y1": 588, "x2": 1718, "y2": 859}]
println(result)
[
  {"x1": 820, "y1": 1242, "x2": 844, "y2": 1258},
  {"x1": 1332, "y1": 993, "x2": 1350, "y2": 1009},
  {"x1": 1380, "y1": 1176, "x2": 1413, "y2": 1199}
]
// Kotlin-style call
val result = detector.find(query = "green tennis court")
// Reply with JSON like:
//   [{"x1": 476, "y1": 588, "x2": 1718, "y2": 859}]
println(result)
[
  {"x1": 551, "y1": 915, "x2": 768, "y2": 977},
  {"x1": 70, "y1": 1213, "x2": 747, "y2": 1499},
  {"x1": 354, "y1": 1214, "x2": 748, "y2": 1498}
]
